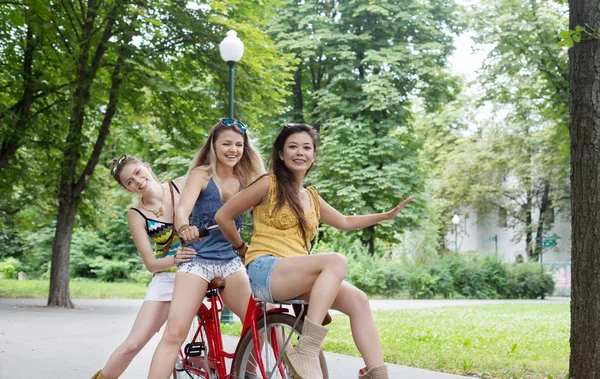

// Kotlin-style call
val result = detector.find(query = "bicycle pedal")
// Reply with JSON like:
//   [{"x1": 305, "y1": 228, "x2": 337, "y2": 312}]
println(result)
[{"x1": 184, "y1": 342, "x2": 206, "y2": 357}]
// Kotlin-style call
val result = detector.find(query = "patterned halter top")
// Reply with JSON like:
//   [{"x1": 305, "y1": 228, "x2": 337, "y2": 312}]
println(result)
[{"x1": 130, "y1": 181, "x2": 181, "y2": 272}]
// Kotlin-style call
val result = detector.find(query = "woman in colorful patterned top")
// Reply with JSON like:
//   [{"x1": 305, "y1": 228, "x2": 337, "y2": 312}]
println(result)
[
  {"x1": 148, "y1": 119, "x2": 265, "y2": 378},
  {"x1": 216, "y1": 123, "x2": 413, "y2": 379},
  {"x1": 91, "y1": 156, "x2": 196, "y2": 379}
]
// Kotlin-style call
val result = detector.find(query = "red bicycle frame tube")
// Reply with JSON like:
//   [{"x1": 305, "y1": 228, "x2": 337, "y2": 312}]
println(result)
[{"x1": 242, "y1": 296, "x2": 289, "y2": 378}]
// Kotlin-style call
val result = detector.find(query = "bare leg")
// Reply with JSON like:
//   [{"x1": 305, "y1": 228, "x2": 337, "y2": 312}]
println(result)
[
  {"x1": 100, "y1": 301, "x2": 170, "y2": 379},
  {"x1": 219, "y1": 269, "x2": 252, "y2": 320},
  {"x1": 329, "y1": 281, "x2": 384, "y2": 370},
  {"x1": 270, "y1": 253, "x2": 348, "y2": 325},
  {"x1": 147, "y1": 272, "x2": 209, "y2": 379}
]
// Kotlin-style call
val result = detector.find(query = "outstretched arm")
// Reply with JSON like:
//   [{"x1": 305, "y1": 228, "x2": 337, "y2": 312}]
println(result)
[
  {"x1": 215, "y1": 175, "x2": 270, "y2": 256},
  {"x1": 319, "y1": 195, "x2": 414, "y2": 231}
]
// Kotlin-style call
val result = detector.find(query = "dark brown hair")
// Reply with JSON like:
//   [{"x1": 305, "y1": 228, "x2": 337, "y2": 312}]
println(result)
[{"x1": 269, "y1": 123, "x2": 319, "y2": 249}]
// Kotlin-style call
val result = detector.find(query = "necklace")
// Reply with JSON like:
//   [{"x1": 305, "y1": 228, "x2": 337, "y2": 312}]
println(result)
[{"x1": 141, "y1": 183, "x2": 165, "y2": 217}]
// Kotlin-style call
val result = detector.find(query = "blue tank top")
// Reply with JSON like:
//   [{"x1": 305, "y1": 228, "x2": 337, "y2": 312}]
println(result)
[{"x1": 187, "y1": 178, "x2": 242, "y2": 260}]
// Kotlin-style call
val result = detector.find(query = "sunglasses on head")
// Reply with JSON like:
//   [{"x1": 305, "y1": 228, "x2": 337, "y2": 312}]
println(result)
[
  {"x1": 110, "y1": 154, "x2": 127, "y2": 176},
  {"x1": 221, "y1": 118, "x2": 247, "y2": 133}
]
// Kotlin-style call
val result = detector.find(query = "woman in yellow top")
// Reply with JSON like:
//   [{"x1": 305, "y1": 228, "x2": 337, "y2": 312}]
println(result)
[{"x1": 216, "y1": 123, "x2": 413, "y2": 379}]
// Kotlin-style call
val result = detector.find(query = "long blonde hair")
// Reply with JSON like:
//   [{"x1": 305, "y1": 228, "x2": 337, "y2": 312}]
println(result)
[{"x1": 188, "y1": 120, "x2": 265, "y2": 195}]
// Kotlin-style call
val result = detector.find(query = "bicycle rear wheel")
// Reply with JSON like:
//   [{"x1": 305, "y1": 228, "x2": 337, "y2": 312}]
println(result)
[{"x1": 231, "y1": 313, "x2": 328, "y2": 379}]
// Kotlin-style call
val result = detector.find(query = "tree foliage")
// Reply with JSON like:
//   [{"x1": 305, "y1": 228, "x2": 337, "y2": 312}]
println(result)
[
  {"x1": 269, "y1": 0, "x2": 463, "y2": 253},
  {"x1": 414, "y1": 0, "x2": 570, "y2": 260},
  {"x1": 0, "y1": 0, "x2": 293, "y2": 306}
]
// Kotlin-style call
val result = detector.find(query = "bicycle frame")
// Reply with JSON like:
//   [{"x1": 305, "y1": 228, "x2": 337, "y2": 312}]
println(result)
[
  {"x1": 176, "y1": 288, "x2": 234, "y2": 378},
  {"x1": 177, "y1": 291, "x2": 294, "y2": 379}
]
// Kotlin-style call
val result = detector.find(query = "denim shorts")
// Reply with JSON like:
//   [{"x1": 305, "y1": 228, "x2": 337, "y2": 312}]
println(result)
[
  {"x1": 177, "y1": 256, "x2": 244, "y2": 283},
  {"x1": 247, "y1": 255, "x2": 279, "y2": 303}
]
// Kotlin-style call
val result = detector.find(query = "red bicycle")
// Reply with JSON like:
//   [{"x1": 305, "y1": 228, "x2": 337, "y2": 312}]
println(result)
[{"x1": 173, "y1": 277, "x2": 327, "y2": 379}]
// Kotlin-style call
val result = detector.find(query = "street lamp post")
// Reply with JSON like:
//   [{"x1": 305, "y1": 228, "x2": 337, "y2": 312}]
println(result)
[
  {"x1": 451, "y1": 214, "x2": 460, "y2": 253},
  {"x1": 219, "y1": 30, "x2": 245, "y2": 118},
  {"x1": 218, "y1": 30, "x2": 244, "y2": 324}
]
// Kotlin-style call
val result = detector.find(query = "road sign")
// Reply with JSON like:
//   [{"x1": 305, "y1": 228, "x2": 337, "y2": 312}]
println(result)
[
  {"x1": 488, "y1": 236, "x2": 496, "y2": 242},
  {"x1": 536, "y1": 236, "x2": 557, "y2": 242},
  {"x1": 541, "y1": 241, "x2": 557, "y2": 247}
]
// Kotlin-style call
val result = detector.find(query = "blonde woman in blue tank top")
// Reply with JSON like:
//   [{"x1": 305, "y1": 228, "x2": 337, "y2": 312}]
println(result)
[
  {"x1": 91, "y1": 156, "x2": 196, "y2": 379},
  {"x1": 148, "y1": 119, "x2": 265, "y2": 379}
]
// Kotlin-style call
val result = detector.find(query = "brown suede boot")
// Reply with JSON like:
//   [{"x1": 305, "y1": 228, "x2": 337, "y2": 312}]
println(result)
[
  {"x1": 91, "y1": 370, "x2": 105, "y2": 379},
  {"x1": 283, "y1": 317, "x2": 328, "y2": 379},
  {"x1": 358, "y1": 364, "x2": 389, "y2": 379}
]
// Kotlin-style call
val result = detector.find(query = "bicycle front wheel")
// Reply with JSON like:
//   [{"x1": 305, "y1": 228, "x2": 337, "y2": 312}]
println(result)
[
  {"x1": 231, "y1": 313, "x2": 328, "y2": 379},
  {"x1": 173, "y1": 312, "x2": 216, "y2": 379}
]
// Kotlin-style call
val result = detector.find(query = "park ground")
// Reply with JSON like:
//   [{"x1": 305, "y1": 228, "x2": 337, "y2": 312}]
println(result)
[{"x1": 0, "y1": 290, "x2": 569, "y2": 379}]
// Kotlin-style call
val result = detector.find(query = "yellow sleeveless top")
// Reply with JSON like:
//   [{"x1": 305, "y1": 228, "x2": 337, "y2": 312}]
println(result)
[{"x1": 245, "y1": 175, "x2": 321, "y2": 266}]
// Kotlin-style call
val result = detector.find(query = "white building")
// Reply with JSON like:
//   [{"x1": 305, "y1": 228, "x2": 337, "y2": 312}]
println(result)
[{"x1": 446, "y1": 208, "x2": 571, "y2": 295}]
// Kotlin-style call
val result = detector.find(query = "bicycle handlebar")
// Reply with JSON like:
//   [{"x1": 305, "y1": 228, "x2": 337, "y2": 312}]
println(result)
[{"x1": 181, "y1": 224, "x2": 219, "y2": 245}]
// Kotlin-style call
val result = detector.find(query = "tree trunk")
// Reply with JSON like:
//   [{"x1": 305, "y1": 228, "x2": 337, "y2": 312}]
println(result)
[
  {"x1": 292, "y1": 60, "x2": 304, "y2": 122},
  {"x1": 533, "y1": 180, "x2": 551, "y2": 260},
  {"x1": 362, "y1": 225, "x2": 375, "y2": 256},
  {"x1": 524, "y1": 188, "x2": 533, "y2": 259},
  {"x1": 568, "y1": 0, "x2": 600, "y2": 376},
  {"x1": 47, "y1": 194, "x2": 78, "y2": 308}
]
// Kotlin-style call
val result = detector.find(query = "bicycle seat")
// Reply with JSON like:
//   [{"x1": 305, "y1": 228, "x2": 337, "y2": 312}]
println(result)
[
  {"x1": 255, "y1": 298, "x2": 332, "y2": 326},
  {"x1": 208, "y1": 277, "x2": 225, "y2": 290}
]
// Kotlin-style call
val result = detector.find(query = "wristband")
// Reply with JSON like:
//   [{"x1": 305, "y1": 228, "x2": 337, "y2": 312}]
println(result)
[
  {"x1": 177, "y1": 224, "x2": 190, "y2": 235},
  {"x1": 232, "y1": 241, "x2": 246, "y2": 251}
]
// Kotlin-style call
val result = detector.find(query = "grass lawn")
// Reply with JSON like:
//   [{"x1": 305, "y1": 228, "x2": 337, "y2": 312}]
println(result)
[
  {"x1": 0, "y1": 279, "x2": 147, "y2": 299},
  {"x1": 222, "y1": 303, "x2": 569, "y2": 379}
]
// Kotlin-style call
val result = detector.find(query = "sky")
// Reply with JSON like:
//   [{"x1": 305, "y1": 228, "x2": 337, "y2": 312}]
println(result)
[{"x1": 449, "y1": 32, "x2": 494, "y2": 80}]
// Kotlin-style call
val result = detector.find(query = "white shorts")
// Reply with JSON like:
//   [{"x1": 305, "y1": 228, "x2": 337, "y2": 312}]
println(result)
[
  {"x1": 177, "y1": 256, "x2": 244, "y2": 283},
  {"x1": 144, "y1": 272, "x2": 176, "y2": 302}
]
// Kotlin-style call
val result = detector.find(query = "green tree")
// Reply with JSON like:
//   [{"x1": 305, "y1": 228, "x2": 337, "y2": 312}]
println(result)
[
  {"x1": 1, "y1": 0, "x2": 292, "y2": 307},
  {"x1": 472, "y1": 0, "x2": 569, "y2": 259},
  {"x1": 419, "y1": 0, "x2": 570, "y2": 259},
  {"x1": 270, "y1": 0, "x2": 463, "y2": 254}
]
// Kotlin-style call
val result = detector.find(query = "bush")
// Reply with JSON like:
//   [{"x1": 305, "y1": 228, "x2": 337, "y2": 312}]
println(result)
[
  {"x1": 338, "y1": 242, "x2": 555, "y2": 299},
  {"x1": 129, "y1": 269, "x2": 153, "y2": 285},
  {"x1": 342, "y1": 240, "x2": 388, "y2": 295},
  {"x1": 505, "y1": 263, "x2": 555, "y2": 299},
  {"x1": 88, "y1": 256, "x2": 141, "y2": 282},
  {"x1": 405, "y1": 265, "x2": 438, "y2": 299},
  {"x1": 0, "y1": 257, "x2": 21, "y2": 279},
  {"x1": 445, "y1": 254, "x2": 497, "y2": 299},
  {"x1": 383, "y1": 264, "x2": 407, "y2": 297}
]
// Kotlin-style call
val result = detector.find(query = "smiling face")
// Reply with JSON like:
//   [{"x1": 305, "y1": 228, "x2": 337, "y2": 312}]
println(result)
[
  {"x1": 279, "y1": 131, "x2": 315, "y2": 174},
  {"x1": 214, "y1": 129, "x2": 244, "y2": 168},
  {"x1": 118, "y1": 162, "x2": 154, "y2": 193}
]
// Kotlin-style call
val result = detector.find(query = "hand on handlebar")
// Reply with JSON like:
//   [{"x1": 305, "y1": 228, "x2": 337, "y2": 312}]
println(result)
[
  {"x1": 179, "y1": 225, "x2": 201, "y2": 244},
  {"x1": 178, "y1": 224, "x2": 219, "y2": 245}
]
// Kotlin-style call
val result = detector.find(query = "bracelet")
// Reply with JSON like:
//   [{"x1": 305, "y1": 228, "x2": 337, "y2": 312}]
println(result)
[
  {"x1": 177, "y1": 224, "x2": 190, "y2": 235},
  {"x1": 232, "y1": 241, "x2": 246, "y2": 251}
]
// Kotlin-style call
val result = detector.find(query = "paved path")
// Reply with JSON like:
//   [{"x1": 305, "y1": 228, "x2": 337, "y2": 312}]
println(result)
[{"x1": 0, "y1": 298, "x2": 568, "y2": 378}]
